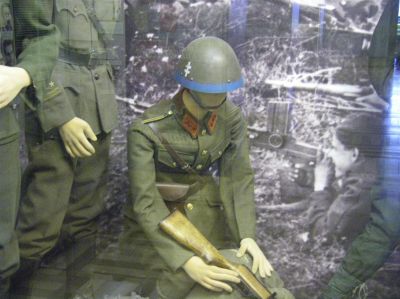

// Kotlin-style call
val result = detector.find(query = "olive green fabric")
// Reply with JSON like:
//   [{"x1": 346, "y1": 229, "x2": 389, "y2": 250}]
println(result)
[
  {"x1": 18, "y1": 0, "x2": 120, "y2": 260},
  {"x1": 0, "y1": 136, "x2": 20, "y2": 280},
  {"x1": 0, "y1": 0, "x2": 59, "y2": 282},
  {"x1": 121, "y1": 92, "x2": 291, "y2": 299},
  {"x1": 17, "y1": 133, "x2": 111, "y2": 259},
  {"x1": 0, "y1": 0, "x2": 59, "y2": 141},
  {"x1": 13, "y1": 0, "x2": 60, "y2": 113},
  {"x1": 32, "y1": 0, "x2": 120, "y2": 132}
]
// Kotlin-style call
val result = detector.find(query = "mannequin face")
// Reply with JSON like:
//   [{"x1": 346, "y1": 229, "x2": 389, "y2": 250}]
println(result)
[
  {"x1": 328, "y1": 134, "x2": 359, "y2": 178},
  {"x1": 183, "y1": 89, "x2": 226, "y2": 120},
  {"x1": 191, "y1": 91, "x2": 227, "y2": 111}
]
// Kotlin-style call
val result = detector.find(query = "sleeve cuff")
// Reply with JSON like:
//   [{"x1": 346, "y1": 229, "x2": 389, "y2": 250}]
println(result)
[
  {"x1": 38, "y1": 98, "x2": 75, "y2": 132},
  {"x1": 166, "y1": 250, "x2": 195, "y2": 272}
]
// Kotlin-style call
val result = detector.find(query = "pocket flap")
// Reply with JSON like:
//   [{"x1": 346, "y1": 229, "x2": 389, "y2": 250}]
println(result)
[
  {"x1": 56, "y1": 0, "x2": 87, "y2": 17},
  {"x1": 157, "y1": 148, "x2": 194, "y2": 169}
]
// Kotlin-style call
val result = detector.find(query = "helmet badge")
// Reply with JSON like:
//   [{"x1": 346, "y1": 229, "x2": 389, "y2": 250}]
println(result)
[{"x1": 184, "y1": 61, "x2": 192, "y2": 77}]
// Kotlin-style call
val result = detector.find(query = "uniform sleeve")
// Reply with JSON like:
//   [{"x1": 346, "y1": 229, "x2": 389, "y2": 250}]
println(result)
[
  {"x1": 305, "y1": 190, "x2": 333, "y2": 236},
  {"x1": 219, "y1": 107, "x2": 256, "y2": 242},
  {"x1": 127, "y1": 123, "x2": 194, "y2": 272},
  {"x1": 13, "y1": 0, "x2": 59, "y2": 108},
  {"x1": 326, "y1": 177, "x2": 373, "y2": 239},
  {"x1": 322, "y1": 187, "x2": 400, "y2": 299},
  {"x1": 309, "y1": 177, "x2": 372, "y2": 240},
  {"x1": 34, "y1": 82, "x2": 76, "y2": 132}
]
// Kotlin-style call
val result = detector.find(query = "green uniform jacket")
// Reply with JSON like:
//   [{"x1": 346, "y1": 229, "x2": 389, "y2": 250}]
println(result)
[
  {"x1": 0, "y1": 0, "x2": 59, "y2": 144},
  {"x1": 307, "y1": 156, "x2": 377, "y2": 243},
  {"x1": 321, "y1": 178, "x2": 400, "y2": 298},
  {"x1": 27, "y1": 0, "x2": 120, "y2": 133},
  {"x1": 125, "y1": 92, "x2": 256, "y2": 272}
]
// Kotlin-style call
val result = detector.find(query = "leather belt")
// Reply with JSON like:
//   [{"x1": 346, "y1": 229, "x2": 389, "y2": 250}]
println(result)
[{"x1": 58, "y1": 47, "x2": 108, "y2": 68}]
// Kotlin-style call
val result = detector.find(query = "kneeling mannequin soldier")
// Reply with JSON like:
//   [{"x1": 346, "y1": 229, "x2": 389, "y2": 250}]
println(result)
[{"x1": 122, "y1": 36, "x2": 294, "y2": 299}]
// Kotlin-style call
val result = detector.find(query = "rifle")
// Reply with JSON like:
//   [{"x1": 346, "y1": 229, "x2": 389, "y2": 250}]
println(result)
[{"x1": 159, "y1": 210, "x2": 276, "y2": 299}]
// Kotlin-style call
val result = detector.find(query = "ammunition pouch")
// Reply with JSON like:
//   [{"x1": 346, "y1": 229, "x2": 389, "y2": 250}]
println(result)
[{"x1": 156, "y1": 182, "x2": 190, "y2": 214}]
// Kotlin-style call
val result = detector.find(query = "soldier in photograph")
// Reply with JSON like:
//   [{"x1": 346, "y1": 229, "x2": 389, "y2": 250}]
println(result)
[
  {"x1": 15, "y1": 0, "x2": 122, "y2": 275},
  {"x1": 0, "y1": 0, "x2": 59, "y2": 297},
  {"x1": 311, "y1": 117, "x2": 400, "y2": 298},
  {"x1": 302, "y1": 113, "x2": 382, "y2": 244},
  {"x1": 122, "y1": 36, "x2": 294, "y2": 299}
]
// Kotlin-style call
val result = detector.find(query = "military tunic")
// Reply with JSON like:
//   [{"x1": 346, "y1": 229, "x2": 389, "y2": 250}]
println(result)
[
  {"x1": 17, "y1": 0, "x2": 121, "y2": 260},
  {"x1": 306, "y1": 156, "x2": 378, "y2": 244},
  {"x1": 122, "y1": 92, "x2": 293, "y2": 299},
  {"x1": 0, "y1": 0, "x2": 58, "y2": 284}
]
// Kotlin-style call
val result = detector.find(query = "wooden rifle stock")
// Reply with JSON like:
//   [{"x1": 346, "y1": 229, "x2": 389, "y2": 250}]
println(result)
[{"x1": 159, "y1": 210, "x2": 275, "y2": 299}]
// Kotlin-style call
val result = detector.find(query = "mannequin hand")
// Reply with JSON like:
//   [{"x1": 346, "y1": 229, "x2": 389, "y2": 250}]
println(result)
[
  {"x1": 183, "y1": 256, "x2": 240, "y2": 293},
  {"x1": 0, "y1": 65, "x2": 31, "y2": 109},
  {"x1": 59, "y1": 117, "x2": 97, "y2": 158},
  {"x1": 237, "y1": 238, "x2": 273, "y2": 278}
]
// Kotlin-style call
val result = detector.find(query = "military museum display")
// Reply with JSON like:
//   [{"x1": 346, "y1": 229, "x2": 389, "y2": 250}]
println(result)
[{"x1": 3, "y1": 0, "x2": 400, "y2": 298}]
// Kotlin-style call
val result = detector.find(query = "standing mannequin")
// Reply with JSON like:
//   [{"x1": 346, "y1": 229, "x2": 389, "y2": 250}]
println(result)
[
  {"x1": 0, "y1": 0, "x2": 59, "y2": 297},
  {"x1": 16, "y1": 0, "x2": 122, "y2": 271}
]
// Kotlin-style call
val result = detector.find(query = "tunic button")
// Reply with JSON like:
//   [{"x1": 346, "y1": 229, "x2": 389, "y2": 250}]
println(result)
[
  {"x1": 201, "y1": 129, "x2": 206, "y2": 136},
  {"x1": 218, "y1": 151, "x2": 222, "y2": 156},
  {"x1": 168, "y1": 110, "x2": 173, "y2": 115},
  {"x1": 11, "y1": 103, "x2": 18, "y2": 110},
  {"x1": 196, "y1": 164, "x2": 203, "y2": 170},
  {"x1": 172, "y1": 162, "x2": 177, "y2": 167},
  {"x1": 94, "y1": 73, "x2": 100, "y2": 80},
  {"x1": 201, "y1": 150, "x2": 208, "y2": 156},
  {"x1": 73, "y1": 6, "x2": 78, "y2": 13},
  {"x1": 186, "y1": 203, "x2": 194, "y2": 211}
]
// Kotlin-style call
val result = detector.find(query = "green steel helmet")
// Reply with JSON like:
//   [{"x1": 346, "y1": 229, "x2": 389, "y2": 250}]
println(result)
[{"x1": 174, "y1": 36, "x2": 244, "y2": 93}]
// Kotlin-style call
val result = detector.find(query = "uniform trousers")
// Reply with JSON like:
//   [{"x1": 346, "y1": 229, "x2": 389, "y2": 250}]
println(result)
[
  {"x1": 17, "y1": 132, "x2": 111, "y2": 260},
  {"x1": 0, "y1": 135, "x2": 20, "y2": 280}
]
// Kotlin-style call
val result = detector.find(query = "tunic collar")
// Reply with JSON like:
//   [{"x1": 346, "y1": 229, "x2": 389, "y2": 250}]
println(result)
[{"x1": 172, "y1": 90, "x2": 218, "y2": 138}]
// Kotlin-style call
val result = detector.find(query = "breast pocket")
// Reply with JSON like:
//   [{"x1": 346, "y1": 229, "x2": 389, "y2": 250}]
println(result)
[
  {"x1": 209, "y1": 140, "x2": 229, "y2": 164},
  {"x1": 94, "y1": 0, "x2": 120, "y2": 22},
  {"x1": 55, "y1": 0, "x2": 92, "y2": 43}
]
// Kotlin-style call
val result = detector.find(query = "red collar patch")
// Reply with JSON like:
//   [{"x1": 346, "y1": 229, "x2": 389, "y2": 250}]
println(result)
[
  {"x1": 206, "y1": 112, "x2": 217, "y2": 134},
  {"x1": 182, "y1": 113, "x2": 199, "y2": 138}
]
